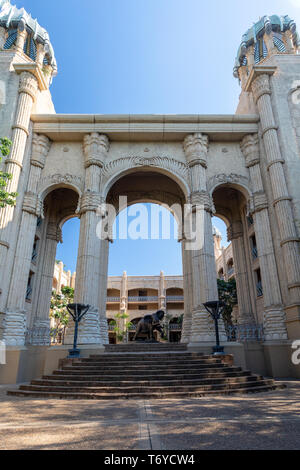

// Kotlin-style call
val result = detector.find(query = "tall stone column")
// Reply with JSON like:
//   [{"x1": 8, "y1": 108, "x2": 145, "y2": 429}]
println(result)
[
  {"x1": 241, "y1": 134, "x2": 287, "y2": 340},
  {"x1": 227, "y1": 221, "x2": 255, "y2": 325},
  {"x1": 251, "y1": 74, "x2": 300, "y2": 307},
  {"x1": 65, "y1": 133, "x2": 110, "y2": 345},
  {"x1": 181, "y1": 241, "x2": 193, "y2": 343},
  {"x1": 159, "y1": 271, "x2": 166, "y2": 310},
  {"x1": 0, "y1": 72, "x2": 39, "y2": 312},
  {"x1": 183, "y1": 134, "x2": 226, "y2": 344},
  {"x1": 31, "y1": 220, "x2": 60, "y2": 344},
  {"x1": 3, "y1": 135, "x2": 51, "y2": 346}
]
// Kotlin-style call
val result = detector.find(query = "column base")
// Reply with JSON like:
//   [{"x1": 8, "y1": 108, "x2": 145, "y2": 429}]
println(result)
[
  {"x1": 285, "y1": 304, "x2": 300, "y2": 340},
  {"x1": 263, "y1": 307, "x2": 288, "y2": 341},
  {"x1": 64, "y1": 309, "x2": 103, "y2": 345},
  {"x1": 27, "y1": 319, "x2": 50, "y2": 346},
  {"x1": 190, "y1": 309, "x2": 227, "y2": 344},
  {"x1": 1, "y1": 311, "x2": 26, "y2": 346}
]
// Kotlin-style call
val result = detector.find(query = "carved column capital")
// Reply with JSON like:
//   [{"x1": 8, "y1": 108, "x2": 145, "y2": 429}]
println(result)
[
  {"x1": 22, "y1": 192, "x2": 41, "y2": 216},
  {"x1": 19, "y1": 71, "x2": 38, "y2": 100},
  {"x1": 46, "y1": 222, "x2": 62, "y2": 242},
  {"x1": 80, "y1": 191, "x2": 102, "y2": 214},
  {"x1": 31, "y1": 134, "x2": 51, "y2": 169},
  {"x1": 190, "y1": 191, "x2": 214, "y2": 214},
  {"x1": 240, "y1": 134, "x2": 260, "y2": 168},
  {"x1": 83, "y1": 133, "x2": 110, "y2": 169},
  {"x1": 227, "y1": 221, "x2": 243, "y2": 241},
  {"x1": 183, "y1": 133, "x2": 209, "y2": 168},
  {"x1": 251, "y1": 74, "x2": 271, "y2": 103},
  {"x1": 252, "y1": 192, "x2": 269, "y2": 213}
]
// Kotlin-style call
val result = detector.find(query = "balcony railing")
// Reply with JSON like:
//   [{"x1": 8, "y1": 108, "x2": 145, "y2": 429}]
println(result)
[
  {"x1": 166, "y1": 296, "x2": 184, "y2": 302},
  {"x1": 128, "y1": 296, "x2": 158, "y2": 302},
  {"x1": 107, "y1": 297, "x2": 120, "y2": 302}
]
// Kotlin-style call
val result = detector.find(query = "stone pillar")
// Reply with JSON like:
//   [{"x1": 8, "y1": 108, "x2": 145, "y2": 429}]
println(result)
[
  {"x1": 57, "y1": 261, "x2": 64, "y2": 294},
  {"x1": 227, "y1": 221, "x2": 255, "y2": 325},
  {"x1": 181, "y1": 241, "x2": 193, "y2": 343},
  {"x1": 98, "y1": 239, "x2": 109, "y2": 344},
  {"x1": 251, "y1": 75, "x2": 300, "y2": 307},
  {"x1": 0, "y1": 72, "x2": 39, "y2": 311},
  {"x1": 120, "y1": 271, "x2": 128, "y2": 313},
  {"x1": 0, "y1": 27, "x2": 7, "y2": 49},
  {"x1": 15, "y1": 28, "x2": 26, "y2": 55},
  {"x1": 71, "y1": 272, "x2": 76, "y2": 289},
  {"x1": 32, "y1": 220, "x2": 60, "y2": 342},
  {"x1": 65, "y1": 133, "x2": 110, "y2": 345},
  {"x1": 241, "y1": 134, "x2": 287, "y2": 340},
  {"x1": 183, "y1": 133, "x2": 226, "y2": 344},
  {"x1": 3, "y1": 135, "x2": 51, "y2": 346},
  {"x1": 159, "y1": 271, "x2": 166, "y2": 310}
]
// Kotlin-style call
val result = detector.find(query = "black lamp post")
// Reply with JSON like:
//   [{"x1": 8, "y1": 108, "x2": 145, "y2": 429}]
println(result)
[
  {"x1": 203, "y1": 301, "x2": 226, "y2": 355},
  {"x1": 67, "y1": 303, "x2": 90, "y2": 358}
]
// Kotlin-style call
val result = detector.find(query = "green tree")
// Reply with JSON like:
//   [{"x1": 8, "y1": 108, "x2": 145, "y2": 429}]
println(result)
[
  {"x1": 111, "y1": 312, "x2": 133, "y2": 343},
  {"x1": 50, "y1": 286, "x2": 74, "y2": 339},
  {"x1": 0, "y1": 138, "x2": 17, "y2": 208},
  {"x1": 217, "y1": 278, "x2": 238, "y2": 328}
]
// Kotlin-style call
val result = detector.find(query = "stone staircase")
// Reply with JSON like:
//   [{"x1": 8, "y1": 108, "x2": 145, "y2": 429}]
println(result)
[{"x1": 8, "y1": 344, "x2": 285, "y2": 399}]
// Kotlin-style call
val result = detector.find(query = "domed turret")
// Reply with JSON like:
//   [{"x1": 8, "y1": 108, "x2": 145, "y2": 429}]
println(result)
[
  {"x1": 0, "y1": 0, "x2": 57, "y2": 84},
  {"x1": 234, "y1": 15, "x2": 299, "y2": 88}
]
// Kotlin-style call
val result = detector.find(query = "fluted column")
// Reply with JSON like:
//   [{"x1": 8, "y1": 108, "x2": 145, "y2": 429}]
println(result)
[
  {"x1": 3, "y1": 135, "x2": 51, "y2": 346},
  {"x1": 241, "y1": 134, "x2": 287, "y2": 340},
  {"x1": 159, "y1": 271, "x2": 166, "y2": 310},
  {"x1": 227, "y1": 221, "x2": 255, "y2": 325},
  {"x1": 0, "y1": 72, "x2": 39, "y2": 311},
  {"x1": 181, "y1": 241, "x2": 193, "y2": 343},
  {"x1": 183, "y1": 134, "x2": 226, "y2": 344},
  {"x1": 251, "y1": 75, "x2": 300, "y2": 307},
  {"x1": 65, "y1": 133, "x2": 110, "y2": 345},
  {"x1": 0, "y1": 27, "x2": 6, "y2": 49},
  {"x1": 32, "y1": 220, "x2": 60, "y2": 343}
]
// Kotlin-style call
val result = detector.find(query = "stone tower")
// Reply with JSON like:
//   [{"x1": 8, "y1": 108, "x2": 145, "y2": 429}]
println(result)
[
  {"x1": 234, "y1": 15, "x2": 300, "y2": 340},
  {"x1": 0, "y1": 0, "x2": 57, "y2": 345}
]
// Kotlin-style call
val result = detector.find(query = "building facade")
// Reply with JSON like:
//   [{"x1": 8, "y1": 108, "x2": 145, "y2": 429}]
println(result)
[{"x1": 0, "y1": 2, "x2": 299, "y2": 382}]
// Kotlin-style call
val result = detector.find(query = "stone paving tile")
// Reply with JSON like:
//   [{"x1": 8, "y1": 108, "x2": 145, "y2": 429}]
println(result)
[{"x1": 0, "y1": 382, "x2": 299, "y2": 450}]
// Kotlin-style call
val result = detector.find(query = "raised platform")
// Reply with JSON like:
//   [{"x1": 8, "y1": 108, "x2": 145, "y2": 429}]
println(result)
[{"x1": 7, "y1": 343, "x2": 285, "y2": 399}]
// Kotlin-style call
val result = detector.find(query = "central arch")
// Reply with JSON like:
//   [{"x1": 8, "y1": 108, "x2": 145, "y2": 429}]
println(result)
[{"x1": 104, "y1": 168, "x2": 189, "y2": 344}]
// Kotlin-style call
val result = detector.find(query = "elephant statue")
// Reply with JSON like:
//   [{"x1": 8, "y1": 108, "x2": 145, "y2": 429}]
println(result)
[{"x1": 134, "y1": 310, "x2": 165, "y2": 343}]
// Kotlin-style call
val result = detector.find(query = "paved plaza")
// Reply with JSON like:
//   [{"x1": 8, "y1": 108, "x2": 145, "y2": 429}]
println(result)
[{"x1": 0, "y1": 381, "x2": 299, "y2": 450}]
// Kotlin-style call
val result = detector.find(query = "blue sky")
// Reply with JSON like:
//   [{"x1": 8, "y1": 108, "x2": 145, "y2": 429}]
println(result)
[{"x1": 13, "y1": 0, "x2": 300, "y2": 275}]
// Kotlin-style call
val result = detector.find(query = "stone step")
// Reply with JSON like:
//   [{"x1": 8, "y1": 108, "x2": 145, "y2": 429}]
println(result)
[
  {"x1": 41, "y1": 368, "x2": 244, "y2": 382},
  {"x1": 84, "y1": 353, "x2": 207, "y2": 362},
  {"x1": 67, "y1": 359, "x2": 223, "y2": 369},
  {"x1": 31, "y1": 372, "x2": 254, "y2": 387},
  {"x1": 52, "y1": 364, "x2": 231, "y2": 377},
  {"x1": 19, "y1": 377, "x2": 272, "y2": 394},
  {"x1": 89, "y1": 352, "x2": 204, "y2": 359},
  {"x1": 7, "y1": 384, "x2": 286, "y2": 400},
  {"x1": 56, "y1": 364, "x2": 227, "y2": 375}
]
